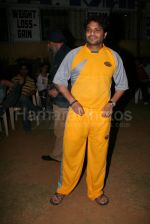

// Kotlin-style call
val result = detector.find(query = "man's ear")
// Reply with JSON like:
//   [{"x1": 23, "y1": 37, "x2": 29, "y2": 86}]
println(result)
[{"x1": 104, "y1": 32, "x2": 108, "y2": 39}]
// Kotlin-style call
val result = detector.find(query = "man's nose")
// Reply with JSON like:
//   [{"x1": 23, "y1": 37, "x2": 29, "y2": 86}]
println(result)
[
  {"x1": 89, "y1": 30, "x2": 97, "y2": 35},
  {"x1": 90, "y1": 31, "x2": 95, "y2": 34}
]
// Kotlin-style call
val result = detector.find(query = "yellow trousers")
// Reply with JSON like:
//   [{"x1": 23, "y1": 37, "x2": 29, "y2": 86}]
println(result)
[{"x1": 57, "y1": 107, "x2": 111, "y2": 200}]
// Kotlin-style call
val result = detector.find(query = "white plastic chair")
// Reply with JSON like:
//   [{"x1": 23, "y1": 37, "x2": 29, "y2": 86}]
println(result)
[{"x1": 135, "y1": 88, "x2": 142, "y2": 104}]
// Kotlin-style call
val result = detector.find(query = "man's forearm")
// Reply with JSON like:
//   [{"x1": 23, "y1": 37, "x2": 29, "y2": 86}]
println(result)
[
  {"x1": 111, "y1": 90, "x2": 125, "y2": 103},
  {"x1": 55, "y1": 84, "x2": 75, "y2": 104}
]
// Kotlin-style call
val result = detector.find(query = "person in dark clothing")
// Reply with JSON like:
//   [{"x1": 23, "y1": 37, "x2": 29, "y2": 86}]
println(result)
[
  {"x1": 47, "y1": 31, "x2": 71, "y2": 109},
  {"x1": 42, "y1": 31, "x2": 70, "y2": 162},
  {"x1": 0, "y1": 79, "x2": 22, "y2": 117}
]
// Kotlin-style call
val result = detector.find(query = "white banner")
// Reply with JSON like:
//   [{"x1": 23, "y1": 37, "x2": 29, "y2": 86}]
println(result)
[{"x1": 10, "y1": 7, "x2": 40, "y2": 41}]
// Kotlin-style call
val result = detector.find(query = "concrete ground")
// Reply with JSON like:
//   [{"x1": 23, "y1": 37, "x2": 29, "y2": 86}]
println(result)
[{"x1": 0, "y1": 102, "x2": 150, "y2": 224}]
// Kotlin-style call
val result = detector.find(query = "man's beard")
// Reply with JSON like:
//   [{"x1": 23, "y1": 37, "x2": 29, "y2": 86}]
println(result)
[
  {"x1": 86, "y1": 37, "x2": 103, "y2": 46},
  {"x1": 49, "y1": 46, "x2": 58, "y2": 55},
  {"x1": 86, "y1": 35, "x2": 103, "y2": 46},
  {"x1": 48, "y1": 46, "x2": 59, "y2": 65}
]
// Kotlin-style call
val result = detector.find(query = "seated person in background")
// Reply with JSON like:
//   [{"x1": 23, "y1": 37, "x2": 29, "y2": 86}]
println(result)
[
  {"x1": 36, "y1": 63, "x2": 49, "y2": 109},
  {"x1": 0, "y1": 79, "x2": 13, "y2": 115},
  {"x1": 0, "y1": 65, "x2": 14, "y2": 99},
  {"x1": 12, "y1": 63, "x2": 40, "y2": 131},
  {"x1": 0, "y1": 80, "x2": 13, "y2": 103},
  {"x1": 0, "y1": 79, "x2": 21, "y2": 116}
]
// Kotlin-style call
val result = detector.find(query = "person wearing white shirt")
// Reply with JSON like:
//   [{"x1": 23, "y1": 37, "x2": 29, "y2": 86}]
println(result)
[{"x1": 36, "y1": 63, "x2": 49, "y2": 108}]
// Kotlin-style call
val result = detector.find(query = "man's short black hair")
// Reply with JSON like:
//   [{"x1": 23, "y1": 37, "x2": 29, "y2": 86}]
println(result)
[{"x1": 84, "y1": 16, "x2": 109, "y2": 33}]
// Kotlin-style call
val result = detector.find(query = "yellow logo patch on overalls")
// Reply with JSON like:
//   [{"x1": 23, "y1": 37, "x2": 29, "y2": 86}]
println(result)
[{"x1": 104, "y1": 61, "x2": 112, "y2": 67}]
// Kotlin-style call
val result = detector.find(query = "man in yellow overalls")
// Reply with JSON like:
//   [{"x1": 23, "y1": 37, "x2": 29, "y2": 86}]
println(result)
[{"x1": 50, "y1": 17, "x2": 128, "y2": 205}]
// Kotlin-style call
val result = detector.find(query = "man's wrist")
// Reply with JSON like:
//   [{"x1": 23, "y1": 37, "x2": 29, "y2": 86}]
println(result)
[
  {"x1": 69, "y1": 99, "x2": 78, "y2": 107},
  {"x1": 108, "y1": 100, "x2": 116, "y2": 107}
]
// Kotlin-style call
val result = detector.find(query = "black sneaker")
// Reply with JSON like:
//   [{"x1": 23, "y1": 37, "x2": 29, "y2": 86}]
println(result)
[{"x1": 41, "y1": 155, "x2": 60, "y2": 162}]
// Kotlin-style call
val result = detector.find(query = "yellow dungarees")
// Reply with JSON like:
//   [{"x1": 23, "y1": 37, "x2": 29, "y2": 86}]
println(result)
[{"x1": 57, "y1": 45, "x2": 116, "y2": 200}]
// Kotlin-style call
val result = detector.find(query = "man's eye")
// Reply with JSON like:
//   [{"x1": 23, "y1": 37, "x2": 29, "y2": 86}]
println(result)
[
  {"x1": 95, "y1": 29, "x2": 101, "y2": 32},
  {"x1": 86, "y1": 29, "x2": 101, "y2": 33}
]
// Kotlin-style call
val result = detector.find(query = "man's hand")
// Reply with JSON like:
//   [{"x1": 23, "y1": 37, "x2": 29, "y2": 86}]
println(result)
[
  {"x1": 48, "y1": 88, "x2": 59, "y2": 97},
  {"x1": 102, "y1": 103, "x2": 113, "y2": 117},
  {"x1": 71, "y1": 101, "x2": 85, "y2": 116}
]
